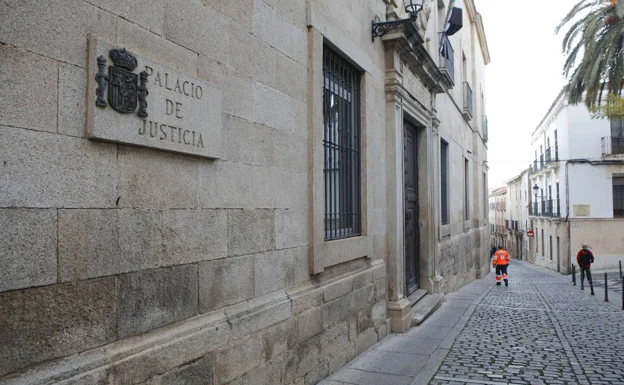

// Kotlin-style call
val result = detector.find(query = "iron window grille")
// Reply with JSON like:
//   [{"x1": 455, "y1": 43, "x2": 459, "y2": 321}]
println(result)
[
  {"x1": 611, "y1": 118, "x2": 624, "y2": 154},
  {"x1": 323, "y1": 47, "x2": 361, "y2": 241},
  {"x1": 462, "y1": 82, "x2": 473, "y2": 119},
  {"x1": 438, "y1": 33, "x2": 455, "y2": 83},
  {"x1": 614, "y1": 176, "x2": 624, "y2": 218}
]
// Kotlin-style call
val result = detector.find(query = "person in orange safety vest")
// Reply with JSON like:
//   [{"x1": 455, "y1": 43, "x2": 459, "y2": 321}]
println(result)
[{"x1": 492, "y1": 246, "x2": 510, "y2": 286}]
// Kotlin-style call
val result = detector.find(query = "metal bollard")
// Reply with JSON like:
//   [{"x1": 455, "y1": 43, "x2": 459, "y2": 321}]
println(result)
[
  {"x1": 590, "y1": 272, "x2": 595, "y2": 296},
  {"x1": 572, "y1": 265, "x2": 576, "y2": 286},
  {"x1": 605, "y1": 273, "x2": 609, "y2": 302},
  {"x1": 621, "y1": 277, "x2": 623, "y2": 311},
  {"x1": 620, "y1": 260, "x2": 622, "y2": 279}
]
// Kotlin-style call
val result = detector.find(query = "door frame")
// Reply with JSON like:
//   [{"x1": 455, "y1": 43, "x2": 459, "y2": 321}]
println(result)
[{"x1": 404, "y1": 120, "x2": 420, "y2": 295}]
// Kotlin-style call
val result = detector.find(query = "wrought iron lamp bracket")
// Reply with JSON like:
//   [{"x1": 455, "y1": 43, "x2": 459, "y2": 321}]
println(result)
[{"x1": 372, "y1": 15, "x2": 417, "y2": 42}]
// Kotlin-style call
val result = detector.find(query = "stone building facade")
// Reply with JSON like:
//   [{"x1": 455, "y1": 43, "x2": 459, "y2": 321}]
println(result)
[{"x1": 1, "y1": 0, "x2": 490, "y2": 384}]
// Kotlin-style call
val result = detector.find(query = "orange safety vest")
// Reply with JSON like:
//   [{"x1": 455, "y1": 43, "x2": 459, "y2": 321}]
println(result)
[{"x1": 492, "y1": 250, "x2": 510, "y2": 266}]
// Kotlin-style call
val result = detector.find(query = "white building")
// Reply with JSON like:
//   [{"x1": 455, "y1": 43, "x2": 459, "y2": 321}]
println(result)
[
  {"x1": 528, "y1": 90, "x2": 624, "y2": 272},
  {"x1": 505, "y1": 170, "x2": 530, "y2": 260},
  {"x1": 489, "y1": 186, "x2": 507, "y2": 251}
]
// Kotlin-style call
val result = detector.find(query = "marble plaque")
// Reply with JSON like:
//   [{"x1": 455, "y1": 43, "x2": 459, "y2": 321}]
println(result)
[
  {"x1": 87, "y1": 38, "x2": 222, "y2": 159},
  {"x1": 573, "y1": 204, "x2": 590, "y2": 217}
]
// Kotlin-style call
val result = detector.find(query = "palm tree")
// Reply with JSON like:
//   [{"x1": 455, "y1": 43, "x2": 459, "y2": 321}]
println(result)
[{"x1": 556, "y1": 0, "x2": 624, "y2": 111}]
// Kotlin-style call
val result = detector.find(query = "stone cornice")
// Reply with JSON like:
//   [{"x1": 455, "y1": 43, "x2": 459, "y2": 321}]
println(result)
[
  {"x1": 381, "y1": 22, "x2": 451, "y2": 94},
  {"x1": 464, "y1": 0, "x2": 491, "y2": 65},
  {"x1": 475, "y1": 13, "x2": 491, "y2": 65}
]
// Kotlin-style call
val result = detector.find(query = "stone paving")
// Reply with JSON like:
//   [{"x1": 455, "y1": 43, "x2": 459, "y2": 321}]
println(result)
[{"x1": 320, "y1": 261, "x2": 624, "y2": 385}]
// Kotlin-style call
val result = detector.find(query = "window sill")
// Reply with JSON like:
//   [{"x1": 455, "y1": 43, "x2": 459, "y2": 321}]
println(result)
[
  {"x1": 312, "y1": 235, "x2": 369, "y2": 274},
  {"x1": 439, "y1": 224, "x2": 451, "y2": 239}
]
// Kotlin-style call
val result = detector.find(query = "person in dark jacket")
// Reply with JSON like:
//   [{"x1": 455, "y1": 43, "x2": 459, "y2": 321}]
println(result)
[{"x1": 576, "y1": 244, "x2": 595, "y2": 285}]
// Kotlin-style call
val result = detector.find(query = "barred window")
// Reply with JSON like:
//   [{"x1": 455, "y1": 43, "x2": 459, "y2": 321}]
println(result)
[
  {"x1": 323, "y1": 47, "x2": 361, "y2": 240},
  {"x1": 611, "y1": 118, "x2": 624, "y2": 138},
  {"x1": 614, "y1": 176, "x2": 624, "y2": 218}
]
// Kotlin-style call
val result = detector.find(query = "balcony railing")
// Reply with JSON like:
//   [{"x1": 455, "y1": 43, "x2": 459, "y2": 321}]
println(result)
[
  {"x1": 602, "y1": 136, "x2": 624, "y2": 156},
  {"x1": 546, "y1": 199, "x2": 553, "y2": 217},
  {"x1": 554, "y1": 144, "x2": 559, "y2": 161},
  {"x1": 530, "y1": 199, "x2": 561, "y2": 217},
  {"x1": 482, "y1": 115, "x2": 488, "y2": 142},
  {"x1": 463, "y1": 82, "x2": 473, "y2": 120},
  {"x1": 439, "y1": 33, "x2": 455, "y2": 84},
  {"x1": 544, "y1": 146, "x2": 559, "y2": 165}
]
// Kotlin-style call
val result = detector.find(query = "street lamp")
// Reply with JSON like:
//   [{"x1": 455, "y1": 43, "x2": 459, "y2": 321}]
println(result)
[
  {"x1": 532, "y1": 183, "x2": 539, "y2": 215},
  {"x1": 372, "y1": 0, "x2": 424, "y2": 41},
  {"x1": 532, "y1": 183, "x2": 539, "y2": 202}
]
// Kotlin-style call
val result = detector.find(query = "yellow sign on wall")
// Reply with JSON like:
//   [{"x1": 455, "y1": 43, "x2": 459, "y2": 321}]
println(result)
[{"x1": 573, "y1": 204, "x2": 590, "y2": 217}]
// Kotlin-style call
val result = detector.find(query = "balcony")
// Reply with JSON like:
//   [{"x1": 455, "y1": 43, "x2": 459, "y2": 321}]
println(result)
[
  {"x1": 462, "y1": 82, "x2": 473, "y2": 120},
  {"x1": 530, "y1": 199, "x2": 561, "y2": 218},
  {"x1": 438, "y1": 33, "x2": 455, "y2": 86},
  {"x1": 602, "y1": 136, "x2": 624, "y2": 156},
  {"x1": 544, "y1": 146, "x2": 559, "y2": 167},
  {"x1": 482, "y1": 115, "x2": 488, "y2": 142}
]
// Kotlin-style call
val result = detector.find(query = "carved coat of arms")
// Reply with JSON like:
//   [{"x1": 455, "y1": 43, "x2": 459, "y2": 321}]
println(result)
[{"x1": 95, "y1": 48, "x2": 148, "y2": 117}]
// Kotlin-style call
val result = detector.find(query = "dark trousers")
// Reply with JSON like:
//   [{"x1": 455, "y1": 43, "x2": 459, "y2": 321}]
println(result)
[
  {"x1": 495, "y1": 264, "x2": 508, "y2": 282},
  {"x1": 580, "y1": 266, "x2": 592, "y2": 284}
]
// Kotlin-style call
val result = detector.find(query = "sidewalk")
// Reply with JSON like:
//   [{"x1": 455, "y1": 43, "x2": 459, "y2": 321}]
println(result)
[
  {"x1": 321, "y1": 261, "x2": 624, "y2": 385},
  {"x1": 319, "y1": 273, "x2": 494, "y2": 385},
  {"x1": 574, "y1": 266, "x2": 623, "y2": 311}
]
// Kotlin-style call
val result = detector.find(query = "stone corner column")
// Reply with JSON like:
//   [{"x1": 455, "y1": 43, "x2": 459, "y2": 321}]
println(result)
[
  {"x1": 421, "y1": 274, "x2": 445, "y2": 295},
  {"x1": 387, "y1": 297, "x2": 412, "y2": 333}
]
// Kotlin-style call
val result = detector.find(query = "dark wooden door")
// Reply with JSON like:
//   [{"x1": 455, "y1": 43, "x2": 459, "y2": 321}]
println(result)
[{"x1": 404, "y1": 122, "x2": 419, "y2": 295}]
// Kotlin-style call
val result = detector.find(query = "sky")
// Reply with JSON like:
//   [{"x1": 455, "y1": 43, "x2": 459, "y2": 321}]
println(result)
[{"x1": 476, "y1": 0, "x2": 580, "y2": 188}]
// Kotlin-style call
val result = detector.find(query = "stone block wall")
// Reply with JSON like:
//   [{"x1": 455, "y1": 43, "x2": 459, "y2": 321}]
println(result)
[
  {"x1": 0, "y1": 0, "x2": 388, "y2": 384},
  {"x1": 438, "y1": 226, "x2": 490, "y2": 293}
]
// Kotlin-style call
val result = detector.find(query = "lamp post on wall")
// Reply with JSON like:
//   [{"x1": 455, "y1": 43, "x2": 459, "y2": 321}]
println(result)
[
  {"x1": 533, "y1": 183, "x2": 539, "y2": 215},
  {"x1": 372, "y1": 0, "x2": 423, "y2": 41}
]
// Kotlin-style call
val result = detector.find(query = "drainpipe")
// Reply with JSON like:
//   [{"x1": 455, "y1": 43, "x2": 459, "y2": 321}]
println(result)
[{"x1": 565, "y1": 161, "x2": 571, "y2": 274}]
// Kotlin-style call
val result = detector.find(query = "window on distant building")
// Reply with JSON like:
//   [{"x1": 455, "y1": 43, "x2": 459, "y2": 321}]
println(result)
[
  {"x1": 614, "y1": 176, "x2": 624, "y2": 218},
  {"x1": 441, "y1": 139, "x2": 449, "y2": 225},
  {"x1": 610, "y1": 118, "x2": 624, "y2": 154},
  {"x1": 323, "y1": 46, "x2": 361, "y2": 240}
]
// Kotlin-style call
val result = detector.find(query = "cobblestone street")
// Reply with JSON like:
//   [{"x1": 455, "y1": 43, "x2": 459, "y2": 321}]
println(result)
[
  {"x1": 322, "y1": 261, "x2": 624, "y2": 385},
  {"x1": 432, "y1": 262, "x2": 624, "y2": 385}
]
